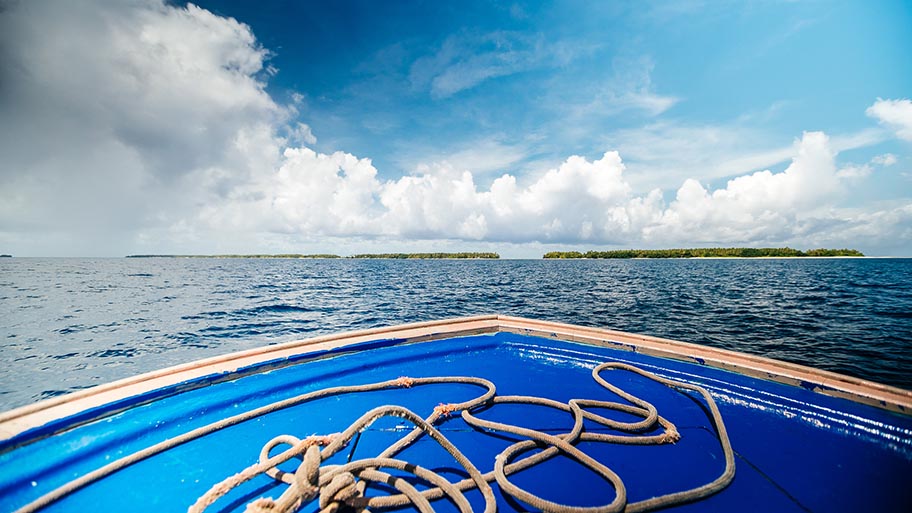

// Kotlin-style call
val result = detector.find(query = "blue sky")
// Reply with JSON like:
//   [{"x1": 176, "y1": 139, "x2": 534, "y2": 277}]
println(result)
[
  {"x1": 0, "y1": 0, "x2": 910, "y2": 256},
  {"x1": 204, "y1": 0, "x2": 910, "y2": 179}
]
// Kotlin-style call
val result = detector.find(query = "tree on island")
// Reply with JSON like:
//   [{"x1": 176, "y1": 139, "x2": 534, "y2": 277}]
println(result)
[
  {"x1": 126, "y1": 252, "x2": 500, "y2": 259},
  {"x1": 543, "y1": 248, "x2": 864, "y2": 259},
  {"x1": 348, "y1": 252, "x2": 499, "y2": 259}
]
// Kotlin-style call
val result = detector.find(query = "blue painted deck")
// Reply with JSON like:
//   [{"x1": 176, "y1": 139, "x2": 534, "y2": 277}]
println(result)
[{"x1": 1, "y1": 332, "x2": 911, "y2": 512}]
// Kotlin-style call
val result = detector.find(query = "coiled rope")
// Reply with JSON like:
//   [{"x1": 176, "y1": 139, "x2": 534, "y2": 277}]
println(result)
[{"x1": 14, "y1": 363, "x2": 734, "y2": 513}]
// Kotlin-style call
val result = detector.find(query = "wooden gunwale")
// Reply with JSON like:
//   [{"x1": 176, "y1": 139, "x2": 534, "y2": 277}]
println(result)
[
  {"x1": 1, "y1": 315, "x2": 910, "y2": 444},
  {"x1": 494, "y1": 315, "x2": 912, "y2": 413}
]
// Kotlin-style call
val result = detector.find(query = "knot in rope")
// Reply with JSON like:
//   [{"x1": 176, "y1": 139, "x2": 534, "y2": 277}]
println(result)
[
  {"x1": 248, "y1": 440, "x2": 367, "y2": 513},
  {"x1": 318, "y1": 472, "x2": 360, "y2": 512},
  {"x1": 662, "y1": 427, "x2": 681, "y2": 444},
  {"x1": 433, "y1": 403, "x2": 458, "y2": 416},
  {"x1": 394, "y1": 376, "x2": 415, "y2": 388}
]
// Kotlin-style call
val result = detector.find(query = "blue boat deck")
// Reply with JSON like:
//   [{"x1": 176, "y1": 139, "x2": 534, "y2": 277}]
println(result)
[{"x1": 2, "y1": 330, "x2": 911, "y2": 512}]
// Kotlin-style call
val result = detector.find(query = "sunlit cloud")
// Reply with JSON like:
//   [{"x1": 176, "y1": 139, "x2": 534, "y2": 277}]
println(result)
[
  {"x1": 199, "y1": 131, "x2": 905, "y2": 252},
  {"x1": 866, "y1": 98, "x2": 912, "y2": 141},
  {"x1": 871, "y1": 153, "x2": 898, "y2": 167}
]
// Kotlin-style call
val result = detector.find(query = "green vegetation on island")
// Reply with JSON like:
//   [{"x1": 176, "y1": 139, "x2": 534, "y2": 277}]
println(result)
[
  {"x1": 125, "y1": 252, "x2": 500, "y2": 259},
  {"x1": 126, "y1": 254, "x2": 341, "y2": 259},
  {"x1": 543, "y1": 248, "x2": 864, "y2": 259},
  {"x1": 348, "y1": 252, "x2": 500, "y2": 259}
]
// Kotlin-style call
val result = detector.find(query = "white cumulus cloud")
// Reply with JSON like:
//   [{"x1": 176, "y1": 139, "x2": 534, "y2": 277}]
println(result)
[
  {"x1": 0, "y1": 0, "x2": 287, "y2": 253},
  {"x1": 204, "y1": 131, "x2": 899, "y2": 251},
  {"x1": 647, "y1": 132, "x2": 843, "y2": 244},
  {"x1": 871, "y1": 153, "x2": 898, "y2": 167},
  {"x1": 289, "y1": 123, "x2": 318, "y2": 146},
  {"x1": 866, "y1": 98, "x2": 912, "y2": 141}
]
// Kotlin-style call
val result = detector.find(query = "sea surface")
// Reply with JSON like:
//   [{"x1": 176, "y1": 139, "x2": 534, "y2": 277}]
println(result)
[{"x1": 1, "y1": 257, "x2": 911, "y2": 412}]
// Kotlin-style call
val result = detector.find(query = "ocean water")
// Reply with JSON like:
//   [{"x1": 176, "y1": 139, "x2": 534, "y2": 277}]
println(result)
[{"x1": 1, "y1": 257, "x2": 911, "y2": 411}]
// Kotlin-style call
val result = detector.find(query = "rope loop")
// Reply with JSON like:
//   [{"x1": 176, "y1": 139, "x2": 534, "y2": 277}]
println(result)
[
  {"x1": 10, "y1": 367, "x2": 734, "y2": 513},
  {"x1": 192, "y1": 367, "x2": 733, "y2": 513}
]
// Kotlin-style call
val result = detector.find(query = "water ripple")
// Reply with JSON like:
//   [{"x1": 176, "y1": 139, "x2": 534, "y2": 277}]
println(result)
[{"x1": 1, "y1": 257, "x2": 911, "y2": 410}]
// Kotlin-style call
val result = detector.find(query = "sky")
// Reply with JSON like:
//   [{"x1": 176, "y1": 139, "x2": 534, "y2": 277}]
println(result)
[{"x1": 0, "y1": 0, "x2": 910, "y2": 257}]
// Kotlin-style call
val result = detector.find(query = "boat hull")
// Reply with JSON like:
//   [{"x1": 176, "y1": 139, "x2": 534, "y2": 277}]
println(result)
[{"x1": 1, "y1": 316, "x2": 910, "y2": 512}]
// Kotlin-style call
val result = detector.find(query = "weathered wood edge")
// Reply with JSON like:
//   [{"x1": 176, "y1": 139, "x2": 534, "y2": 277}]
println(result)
[
  {"x1": 2, "y1": 314, "x2": 909, "y2": 442},
  {"x1": 494, "y1": 315, "x2": 912, "y2": 415},
  {"x1": 0, "y1": 316, "x2": 502, "y2": 441}
]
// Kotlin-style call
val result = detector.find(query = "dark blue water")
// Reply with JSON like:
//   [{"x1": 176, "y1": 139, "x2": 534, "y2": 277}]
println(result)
[{"x1": 1, "y1": 257, "x2": 911, "y2": 411}]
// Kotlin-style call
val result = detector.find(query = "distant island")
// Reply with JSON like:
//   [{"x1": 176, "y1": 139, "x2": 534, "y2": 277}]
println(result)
[
  {"x1": 0, "y1": 254, "x2": 11, "y2": 258},
  {"x1": 543, "y1": 248, "x2": 864, "y2": 259},
  {"x1": 348, "y1": 252, "x2": 499, "y2": 259},
  {"x1": 126, "y1": 254, "x2": 341, "y2": 259},
  {"x1": 125, "y1": 252, "x2": 500, "y2": 259}
]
